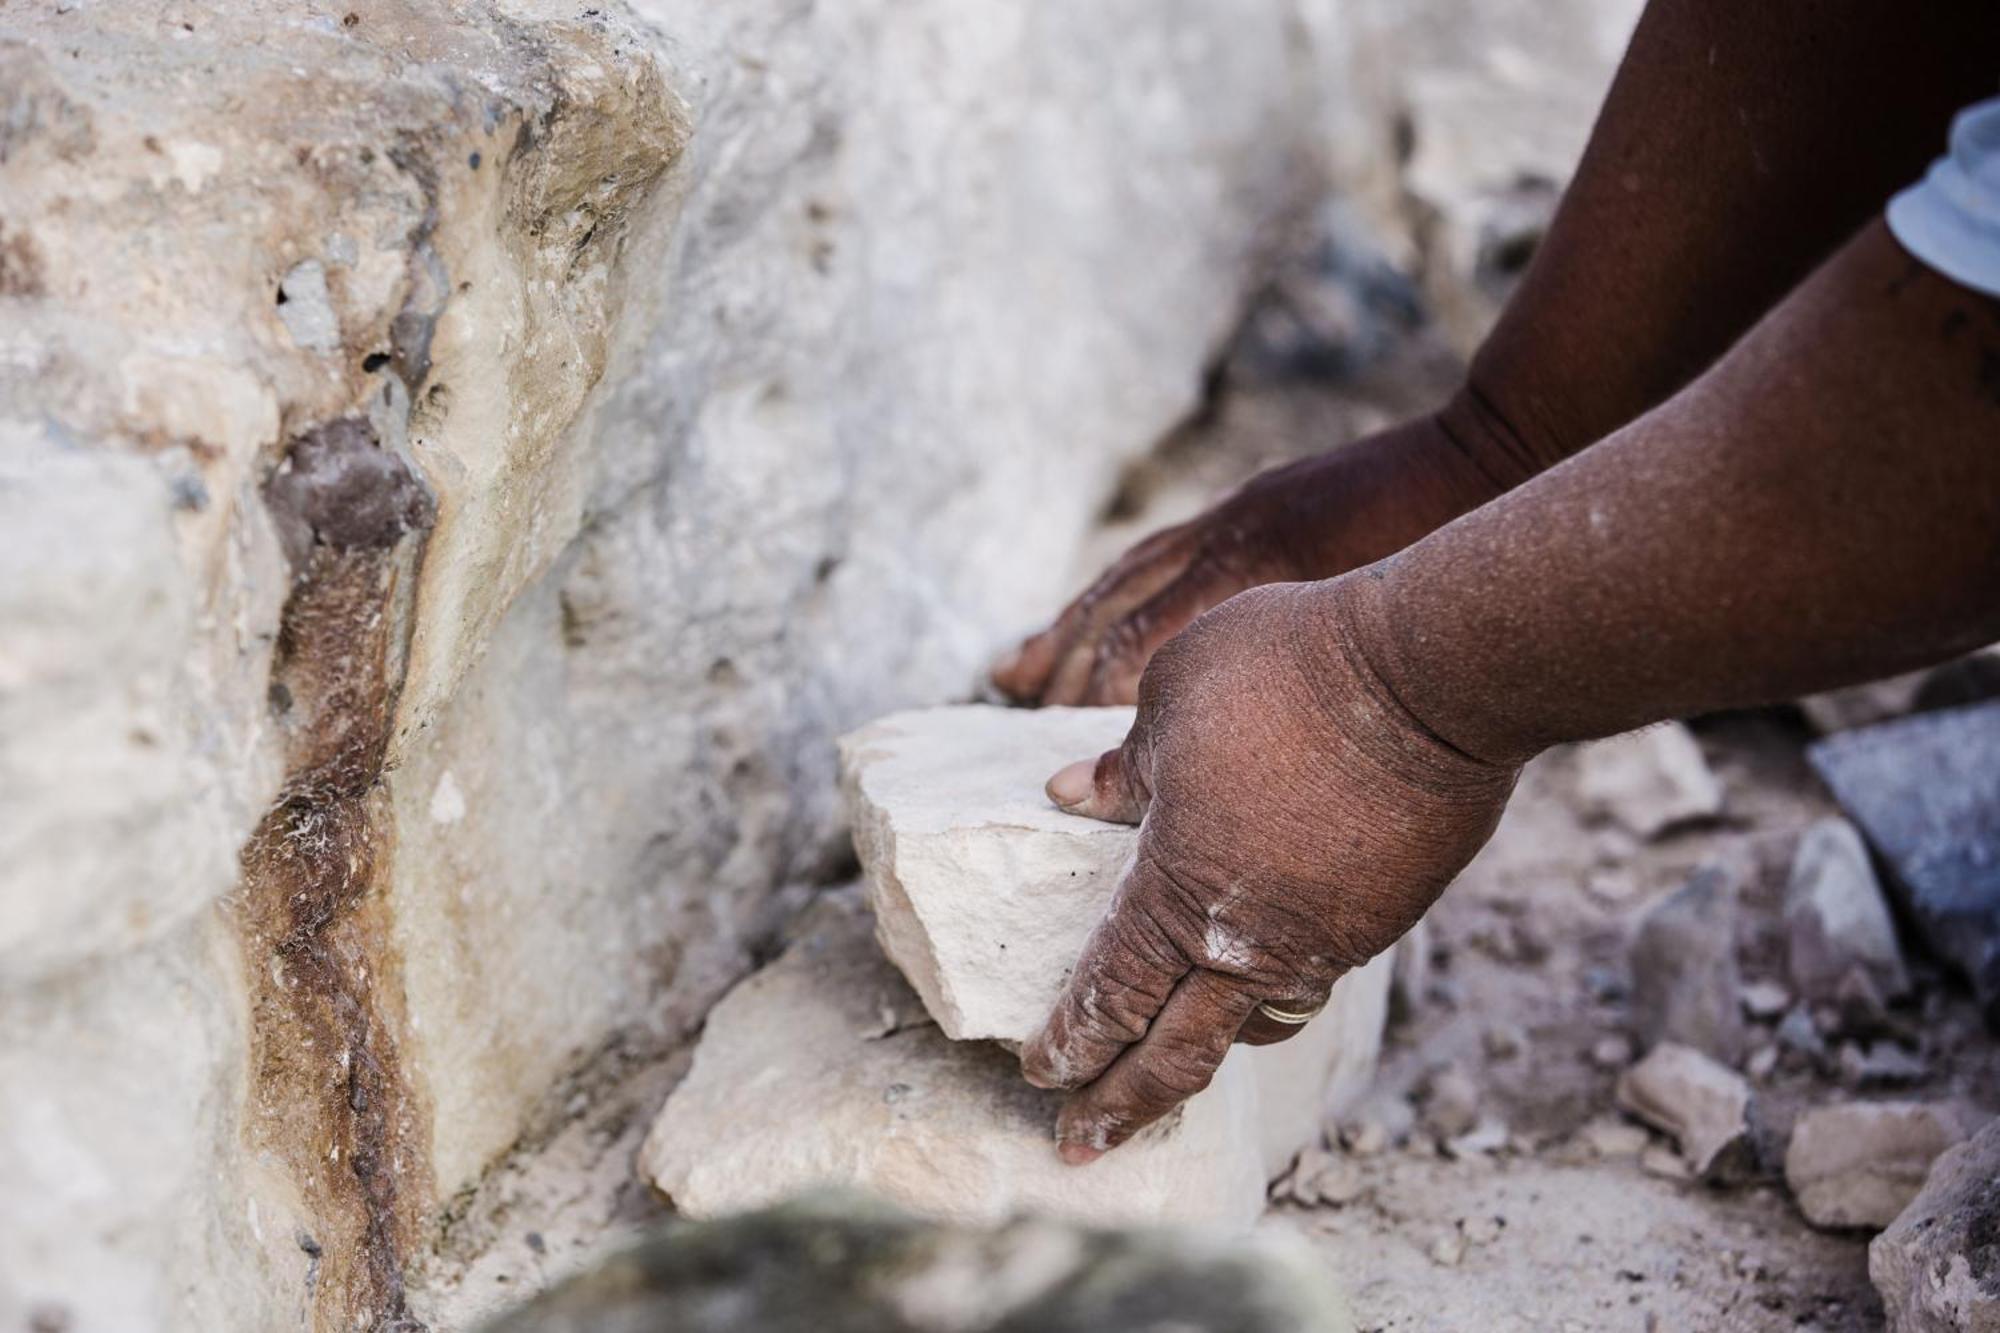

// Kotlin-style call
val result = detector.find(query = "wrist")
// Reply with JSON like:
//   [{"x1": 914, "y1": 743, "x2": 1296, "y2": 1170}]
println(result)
[{"x1": 1301, "y1": 573, "x2": 1527, "y2": 792}]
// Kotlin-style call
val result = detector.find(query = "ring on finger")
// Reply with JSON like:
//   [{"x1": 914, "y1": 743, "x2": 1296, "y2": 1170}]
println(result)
[{"x1": 1255, "y1": 999, "x2": 1324, "y2": 1026}]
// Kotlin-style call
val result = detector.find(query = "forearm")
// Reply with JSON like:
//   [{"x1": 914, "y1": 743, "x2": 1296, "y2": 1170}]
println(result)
[
  {"x1": 1442, "y1": 0, "x2": 2000, "y2": 479},
  {"x1": 1354, "y1": 221, "x2": 2000, "y2": 765}
]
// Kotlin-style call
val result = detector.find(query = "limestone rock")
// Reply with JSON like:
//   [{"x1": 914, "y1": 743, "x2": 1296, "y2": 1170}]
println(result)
[
  {"x1": 1629, "y1": 864, "x2": 1746, "y2": 1064},
  {"x1": 1784, "y1": 817, "x2": 1911, "y2": 1004},
  {"x1": 841, "y1": 703, "x2": 1396, "y2": 1180},
  {"x1": 1871, "y1": 1118, "x2": 2000, "y2": 1331},
  {"x1": 1614, "y1": 1043, "x2": 1753, "y2": 1183},
  {"x1": 639, "y1": 899, "x2": 1270, "y2": 1229},
  {"x1": 1785, "y1": 1102, "x2": 1984, "y2": 1232},
  {"x1": 839, "y1": 705, "x2": 1139, "y2": 1043},
  {"x1": 1574, "y1": 724, "x2": 1724, "y2": 840},
  {"x1": 481, "y1": 1193, "x2": 1357, "y2": 1333}
]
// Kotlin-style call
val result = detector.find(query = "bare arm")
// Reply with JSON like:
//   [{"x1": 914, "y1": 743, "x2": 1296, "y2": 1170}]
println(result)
[
  {"x1": 996, "y1": 0, "x2": 2000, "y2": 707},
  {"x1": 1022, "y1": 222, "x2": 2000, "y2": 1162}
]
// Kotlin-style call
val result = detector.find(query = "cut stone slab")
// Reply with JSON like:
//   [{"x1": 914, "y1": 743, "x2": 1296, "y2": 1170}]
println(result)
[
  {"x1": 1810, "y1": 702, "x2": 2000, "y2": 1026},
  {"x1": 840, "y1": 703, "x2": 1395, "y2": 1177},
  {"x1": 481, "y1": 1192, "x2": 1357, "y2": 1333},
  {"x1": 640, "y1": 898, "x2": 1270, "y2": 1230},
  {"x1": 1870, "y1": 1117, "x2": 2000, "y2": 1331},
  {"x1": 1785, "y1": 1101, "x2": 1984, "y2": 1232},
  {"x1": 1784, "y1": 817, "x2": 1911, "y2": 1004},
  {"x1": 840, "y1": 705, "x2": 1141, "y2": 1044},
  {"x1": 1614, "y1": 1042, "x2": 1754, "y2": 1183},
  {"x1": 1629, "y1": 863, "x2": 1746, "y2": 1064},
  {"x1": 1573, "y1": 723, "x2": 1724, "y2": 840}
]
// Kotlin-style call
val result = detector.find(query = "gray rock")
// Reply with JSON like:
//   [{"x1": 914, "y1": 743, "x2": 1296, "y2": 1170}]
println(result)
[
  {"x1": 1614, "y1": 1043, "x2": 1754, "y2": 1183},
  {"x1": 1870, "y1": 1118, "x2": 2000, "y2": 1331},
  {"x1": 1629, "y1": 865, "x2": 1747, "y2": 1064},
  {"x1": 1784, "y1": 1101, "x2": 1983, "y2": 1232},
  {"x1": 1810, "y1": 702, "x2": 2000, "y2": 1026},
  {"x1": 1784, "y1": 817, "x2": 1911, "y2": 1004},
  {"x1": 479, "y1": 1193, "x2": 1359, "y2": 1333}
]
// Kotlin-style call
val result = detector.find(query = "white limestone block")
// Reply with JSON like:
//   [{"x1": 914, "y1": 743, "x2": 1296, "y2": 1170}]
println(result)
[
  {"x1": 638, "y1": 899, "x2": 1268, "y2": 1230},
  {"x1": 840, "y1": 704, "x2": 1395, "y2": 1179}
]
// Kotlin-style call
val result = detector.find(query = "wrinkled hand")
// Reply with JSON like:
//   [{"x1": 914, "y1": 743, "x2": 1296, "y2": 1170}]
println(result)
[
  {"x1": 1019, "y1": 577, "x2": 1519, "y2": 1164},
  {"x1": 990, "y1": 413, "x2": 1513, "y2": 706}
]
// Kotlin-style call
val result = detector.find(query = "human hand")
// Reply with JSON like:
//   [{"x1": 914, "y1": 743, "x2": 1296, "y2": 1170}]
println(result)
[
  {"x1": 1018, "y1": 576, "x2": 1519, "y2": 1163},
  {"x1": 990, "y1": 412, "x2": 1512, "y2": 707}
]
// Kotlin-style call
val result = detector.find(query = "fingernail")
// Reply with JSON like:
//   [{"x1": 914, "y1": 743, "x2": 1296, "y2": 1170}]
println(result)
[
  {"x1": 1058, "y1": 1140, "x2": 1104, "y2": 1167},
  {"x1": 1047, "y1": 759, "x2": 1094, "y2": 810}
]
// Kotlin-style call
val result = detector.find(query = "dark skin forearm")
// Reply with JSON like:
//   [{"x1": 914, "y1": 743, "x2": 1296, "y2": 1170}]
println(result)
[
  {"x1": 1451, "y1": 0, "x2": 2000, "y2": 474},
  {"x1": 997, "y1": 0, "x2": 2000, "y2": 707},
  {"x1": 1367, "y1": 220, "x2": 2000, "y2": 764},
  {"x1": 1024, "y1": 221, "x2": 2000, "y2": 1163}
]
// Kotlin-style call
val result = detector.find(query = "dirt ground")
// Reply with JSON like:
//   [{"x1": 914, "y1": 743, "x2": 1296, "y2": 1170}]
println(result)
[{"x1": 419, "y1": 344, "x2": 2000, "y2": 1332}]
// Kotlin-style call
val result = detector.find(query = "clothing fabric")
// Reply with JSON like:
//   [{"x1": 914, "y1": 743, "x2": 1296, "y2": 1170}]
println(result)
[{"x1": 1889, "y1": 96, "x2": 2000, "y2": 299}]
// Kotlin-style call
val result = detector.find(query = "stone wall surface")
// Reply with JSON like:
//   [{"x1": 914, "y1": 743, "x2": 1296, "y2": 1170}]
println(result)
[
  {"x1": 0, "y1": 1, "x2": 1367, "y2": 1329},
  {"x1": 0, "y1": 0, "x2": 1633, "y2": 1328}
]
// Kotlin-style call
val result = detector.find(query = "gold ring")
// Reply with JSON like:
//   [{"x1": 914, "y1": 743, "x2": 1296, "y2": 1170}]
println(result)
[{"x1": 1255, "y1": 1000, "x2": 1324, "y2": 1026}]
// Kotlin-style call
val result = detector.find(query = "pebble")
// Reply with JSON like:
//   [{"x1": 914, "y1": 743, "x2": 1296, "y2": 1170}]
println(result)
[
  {"x1": 1838, "y1": 1041, "x2": 1929, "y2": 1088},
  {"x1": 1745, "y1": 1045, "x2": 1779, "y2": 1081},
  {"x1": 1416, "y1": 1064, "x2": 1482, "y2": 1140},
  {"x1": 1585, "y1": 869, "x2": 1639, "y2": 904},
  {"x1": 1739, "y1": 981, "x2": 1792, "y2": 1022},
  {"x1": 1591, "y1": 1035, "x2": 1635, "y2": 1069},
  {"x1": 1640, "y1": 1144, "x2": 1694, "y2": 1180},
  {"x1": 1462, "y1": 1215, "x2": 1504, "y2": 1246},
  {"x1": 1445, "y1": 1119, "x2": 1511, "y2": 1159},
  {"x1": 1483, "y1": 1023, "x2": 1526, "y2": 1061},
  {"x1": 1577, "y1": 1117, "x2": 1652, "y2": 1158},
  {"x1": 1428, "y1": 1232, "x2": 1466, "y2": 1267}
]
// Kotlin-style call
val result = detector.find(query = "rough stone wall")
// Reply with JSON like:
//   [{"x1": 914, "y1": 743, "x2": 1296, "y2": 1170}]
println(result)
[{"x1": 0, "y1": 2, "x2": 1360, "y2": 1329}]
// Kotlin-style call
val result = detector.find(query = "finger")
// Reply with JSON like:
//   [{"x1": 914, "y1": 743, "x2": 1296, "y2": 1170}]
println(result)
[
  {"x1": 1055, "y1": 970, "x2": 1259, "y2": 1164},
  {"x1": 1046, "y1": 741, "x2": 1147, "y2": 825},
  {"x1": 991, "y1": 527, "x2": 1192, "y2": 704},
  {"x1": 1020, "y1": 870, "x2": 1187, "y2": 1092},
  {"x1": 1235, "y1": 982, "x2": 1337, "y2": 1046},
  {"x1": 1079, "y1": 563, "x2": 1250, "y2": 706},
  {"x1": 1036, "y1": 539, "x2": 1195, "y2": 707}
]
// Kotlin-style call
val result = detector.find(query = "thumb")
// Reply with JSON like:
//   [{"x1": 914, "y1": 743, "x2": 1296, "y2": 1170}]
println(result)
[{"x1": 1046, "y1": 736, "x2": 1149, "y2": 825}]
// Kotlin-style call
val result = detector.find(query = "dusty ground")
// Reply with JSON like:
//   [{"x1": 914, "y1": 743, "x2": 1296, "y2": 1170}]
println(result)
[{"x1": 419, "y1": 341, "x2": 2000, "y2": 1331}]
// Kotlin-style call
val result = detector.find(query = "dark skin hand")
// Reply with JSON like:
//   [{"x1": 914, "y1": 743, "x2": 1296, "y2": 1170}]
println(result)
[
  {"x1": 1025, "y1": 219, "x2": 2000, "y2": 1163},
  {"x1": 992, "y1": 0, "x2": 2000, "y2": 708}
]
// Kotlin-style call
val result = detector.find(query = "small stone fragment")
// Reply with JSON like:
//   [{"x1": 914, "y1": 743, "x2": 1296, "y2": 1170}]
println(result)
[
  {"x1": 1483, "y1": 1022, "x2": 1525, "y2": 1061},
  {"x1": 1445, "y1": 1119, "x2": 1510, "y2": 1160},
  {"x1": 1629, "y1": 864, "x2": 1747, "y2": 1063},
  {"x1": 1585, "y1": 867, "x2": 1640, "y2": 905},
  {"x1": 1415, "y1": 1064, "x2": 1481, "y2": 1141},
  {"x1": 1740, "y1": 981, "x2": 1792, "y2": 1022},
  {"x1": 1784, "y1": 817, "x2": 1911, "y2": 1004},
  {"x1": 1784, "y1": 1101, "x2": 1983, "y2": 1231},
  {"x1": 1428, "y1": 1232, "x2": 1466, "y2": 1268},
  {"x1": 1838, "y1": 1042, "x2": 1929, "y2": 1090},
  {"x1": 1461, "y1": 1215, "x2": 1504, "y2": 1247},
  {"x1": 1746, "y1": 1046, "x2": 1779, "y2": 1081},
  {"x1": 1777, "y1": 1005, "x2": 1829, "y2": 1068},
  {"x1": 1574, "y1": 723, "x2": 1724, "y2": 840},
  {"x1": 1615, "y1": 1042, "x2": 1754, "y2": 1183},
  {"x1": 1577, "y1": 1116, "x2": 1652, "y2": 1159},
  {"x1": 1870, "y1": 1118, "x2": 2000, "y2": 1331},
  {"x1": 1591, "y1": 1034, "x2": 1635, "y2": 1070}
]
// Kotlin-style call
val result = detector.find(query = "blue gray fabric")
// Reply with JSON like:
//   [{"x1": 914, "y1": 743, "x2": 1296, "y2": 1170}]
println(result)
[{"x1": 1888, "y1": 96, "x2": 2000, "y2": 298}]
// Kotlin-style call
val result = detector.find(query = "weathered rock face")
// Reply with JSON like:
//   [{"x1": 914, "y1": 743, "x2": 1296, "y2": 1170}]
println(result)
[{"x1": 1, "y1": 2, "x2": 1358, "y2": 1328}]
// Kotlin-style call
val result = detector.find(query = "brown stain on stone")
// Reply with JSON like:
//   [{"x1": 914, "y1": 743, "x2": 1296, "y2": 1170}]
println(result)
[
  {"x1": 238, "y1": 417, "x2": 435, "y2": 1332},
  {"x1": 0, "y1": 222, "x2": 45, "y2": 298}
]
